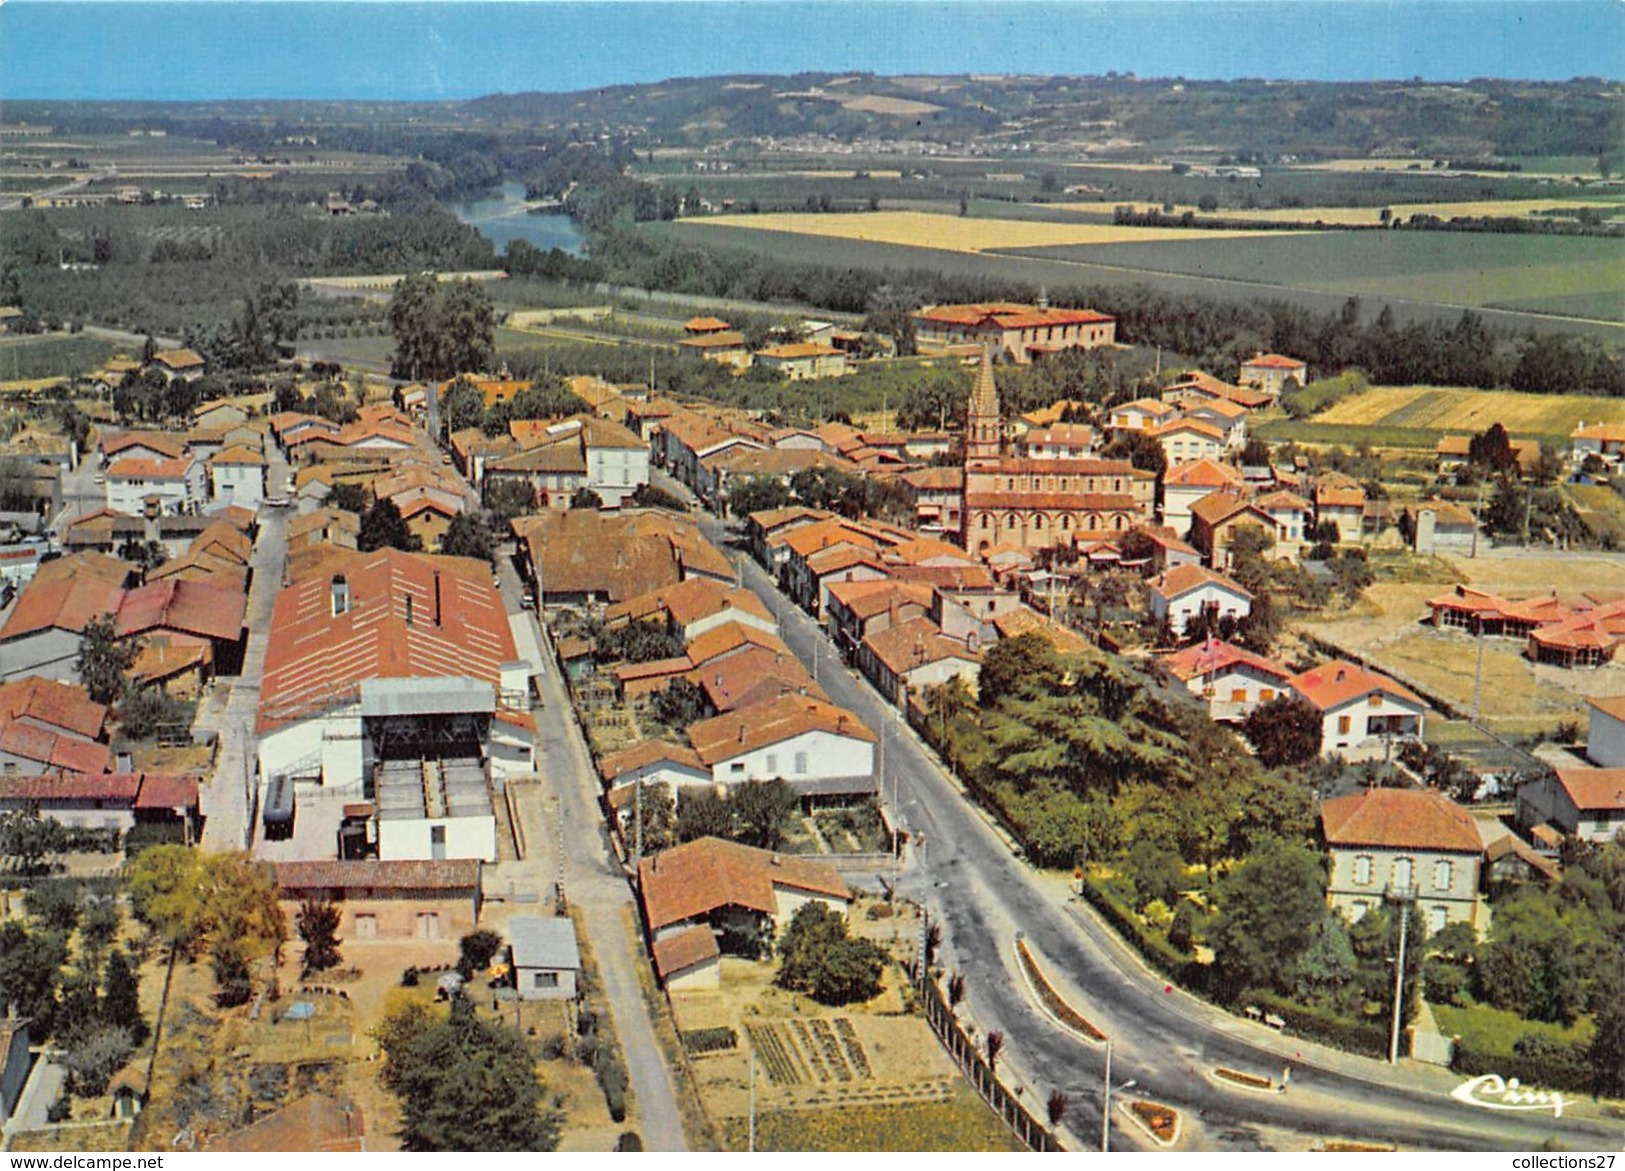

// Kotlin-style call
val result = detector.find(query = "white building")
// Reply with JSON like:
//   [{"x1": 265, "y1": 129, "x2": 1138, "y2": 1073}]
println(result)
[
  {"x1": 1517, "y1": 768, "x2": 1625, "y2": 844},
  {"x1": 1321, "y1": 787, "x2": 1487, "y2": 935},
  {"x1": 1147, "y1": 563, "x2": 1254, "y2": 638},
  {"x1": 509, "y1": 916, "x2": 582, "y2": 1001},
  {"x1": 208, "y1": 446, "x2": 268, "y2": 509},
  {"x1": 105, "y1": 455, "x2": 206, "y2": 515},
  {"x1": 1289, "y1": 660, "x2": 1426, "y2": 759},
  {"x1": 1585, "y1": 695, "x2": 1625, "y2": 767},
  {"x1": 1161, "y1": 638, "x2": 1293, "y2": 723},
  {"x1": 687, "y1": 694, "x2": 876, "y2": 797}
]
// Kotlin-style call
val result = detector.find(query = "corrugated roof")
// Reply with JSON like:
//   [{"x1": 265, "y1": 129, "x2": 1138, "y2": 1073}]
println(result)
[{"x1": 509, "y1": 916, "x2": 581, "y2": 971}]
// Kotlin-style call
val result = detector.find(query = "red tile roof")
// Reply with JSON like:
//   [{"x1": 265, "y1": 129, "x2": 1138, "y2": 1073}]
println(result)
[
  {"x1": 1162, "y1": 638, "x2": 1291, "y2": 684},
  {"x1": 107, "y1": 456, "x2": 194, "y2": 480},
  {"x1": 116, "y1": 578, "x2": 245, "y2": 643},
  {"x1": 1588, "y1": 696, "x2": 1625, "y2": 722},
  {"x1": 0, "y1": 573, "x2": 125, "y2": 641},
  {"x1": 826, "y1": 579, "x2": 934, "y2": 621},
  {"x1": 0, "y1": 773, "x2": 139, "y2": 803},
  {"x1": 1166, "y1": 458, "x2": 1245, "y2": 489},
  {"x1": 258, "y1": 548, "x2": 516, "y2": 732},
  {"x1": 133, "y1": 773, "x2": 200, "y2": 811},
  {"x1": 650, "y1": 924, "x2": 721, "y2": 978},
  {"x1": 0, "y1": 677, "x2": 106, "y2": 740},
  {"x1": 274, "y1": 858, "x2": 482, "y2": 892},
  {"x1": 102, "y1": 431, "x2": 188, "y2": 460},
  {"x1": 597, "y1": 739, "x2": 706, "y2": 784},
  {"x1": 1321, "y1": 787, "x2": 1481, "y2": 854},
  {"x1": 1243, "y1": 353, "x2": 1307, "y2": 370},
  {"x1": 688, "y1": 694, "x2": 875, "y2": 765},
  {"x1": 1553, "y1": 768, "x2": 1625, "y2": 813},
  {"x1": 693, "y1": 645, "x2": 825, "y2": 713},
  {"x1": 637, "y1": 836, "x2": 849, "y2": 932},
  {"x1": 916, "y1": 302, "x2": 1114, "y2": 328},
  {"x1": 686, "y1": 621, "x2": 792, "y2": 668},
  {"x1": 0, "y1": 723, "x2": 110, "y2": 775},
  {"x1": 862, "y1": 617, "x2": 981, "y2": 676},
  {"x1": 1289, "y1": 659, "x2": 1422, "y2": 711},
  {"x1": 1149, "y1": 563, "x2": 1253, "y2": 603},
  {"x1": 204, "y1": 1094, "x2": 364, "y2": 1153}
]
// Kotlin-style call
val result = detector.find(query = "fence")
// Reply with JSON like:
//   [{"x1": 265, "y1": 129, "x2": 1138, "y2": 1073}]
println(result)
[{"x1": 915, "y1": 961, "x2": 1062, "y2": 1152}]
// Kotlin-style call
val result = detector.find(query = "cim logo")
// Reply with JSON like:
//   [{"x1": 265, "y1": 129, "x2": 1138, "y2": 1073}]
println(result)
[{"x1": 1450, "y1": 1074, "x2": 1568, "y2": 1118}]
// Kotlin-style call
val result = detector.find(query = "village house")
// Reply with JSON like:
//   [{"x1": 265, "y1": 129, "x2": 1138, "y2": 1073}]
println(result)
[
  {"x1": 514, "y1": 509, "x2": 733, "y2": 607},
  {"x1": 599, "y1": 740, "x2": 714, "y2": 810},
  {"x1": 150, "y1": 348, "x2": 207, "y2": 382},
  {"x1": 1516, "y1": 768, "x2": 1625, "y2": 844},
  {"x1": 1189, "y1": 490, "x2": 1287, "y2": 570},
  {"x1": 606, "y1": 576, "x2": 776, "y2": 644},
  {"x1": 105, "y1": 454, "x2": 207, "y2": 516},
  {"x1": 207, "y1": 445, "x2": 268, "y2": 509},
  {"x1": 1023, "y1": 422, "x2": 1096, "y2": 460},
  {"x1": 1314, "y1": 474, "x2": 1367, "y2": 543},
  {"x1": 1289, "y1": 659, "x2": 1426, "y2": 759},
  {"x1": 1586, "y1": 695, "x2": 1625, "y2": 768},
  {"x1": 825, "y1": 578, "x2": 934, "y2": 659},
  {"x1": 0, "y1": 676, "x2": 109, "y2": 777},
  {"x1": 1147, "y1": 563, "x2": 1254, "y2": 638},
  {"x1": 692, "y1": 644, "x2": 825, "y2": 715},
  {"x1": 1406, "y1": 499, "x2": 1479, "y2": 556},
  {"x1": 896, "y1": 466, "x2": 965, "y2": 540},
  {"x1": 1238, "y1": 353, "x2": 1308, "y2": 398},
  {"x1": 1162, "y1": 459, "x2": 1246, "y2": 536},
  {"x1": 1569, "y1": 422, "x2": 1625, "y2": 466},
  {"x1": 912, "y1": 301, "x2": 1116, "y2": 363},
  {"x1": 745, "y1": 506, "x2": 835, "y2": 574},
  {"x1": 678, "y1": 329, "x2": 753, "y2": 370},
  {"x1": 1320, "y1": 787, "x2": 1487, "y2": 934},
  {"x1": 1150, "y1": 417, "x2": 1227, "y2": 467},
  {"x1": 686, "y1": 694, "x2": 876, "y2": 798},
  {"x1": 638, "y1": 836, "x2": 850, "y2": 990},
  {"x1": 488, "y1": 414, "x2": 650, "y2": 508},
  {"x1": 857, "y1": 616, "x2": 981, "y2": 709},
  {"x1": 1435, "y1": 434, "x2": 1542, "y2": 476},
  {"x1": 1162, "y1": 638, "x2": 1293, "y2": 722},
  {"x1": 753, "y1": 342, "x2": 848, "y2": 381},
  {"x1": 508, "y1": 916, "x2": 582, "y2": 1001}
]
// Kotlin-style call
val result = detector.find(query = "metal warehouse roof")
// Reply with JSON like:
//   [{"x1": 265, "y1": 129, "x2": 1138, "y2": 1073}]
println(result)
[{"x1": 359, "y1": 676, "x2": 495, "y2": 718}]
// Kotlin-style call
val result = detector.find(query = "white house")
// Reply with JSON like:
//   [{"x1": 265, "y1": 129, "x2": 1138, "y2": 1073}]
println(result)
[
  {"x1": 1239, "y1": 353, "x2": 1308, "y2": 398},
  {"x1": 1147, "y1": 563, "x2": 1253, "y2": 638},
  {"x1": 1151, "y1": 418, "x2": 1227, "y2": 467},
  {"x1": 1161, "y1": 638, "x2": 1293, "y2": 722},
  {"x1": 597, "y1": 739, "x2": 713, "y2": 810},
  {"x1": 208, "y1": 445, "x2": 267, "y2": 509},
  {"x1": 687, "y1": 694, "x2": 876, "y2": 797},
  {"x1": 1321, "y1": 787, "x2": 1487, "y2": 935},
  {"x1": 1585, "y1": 695, "x2": 1625, "y2": 767},
  {"x1": 1289, "y1": 659, "x2": 1426, "y2": 759},
  {"x1": 1517, "y1": 768, "x2": 1625, "y2": 844},
  {"x1": 105, "y1": 455, "x2": 206, "y2": 515},
  {"x1": 509, "y1": 916, "x2": 582, "y2": 1001},
  {"x1": 1162, "y1": 459, "x2": 1247, "y2": 536}
]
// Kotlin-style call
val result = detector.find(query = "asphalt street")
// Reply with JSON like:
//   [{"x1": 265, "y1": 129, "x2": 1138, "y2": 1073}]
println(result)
[{"x1": 700, "y1": 514, "x2": 1623, "y2": 1154}]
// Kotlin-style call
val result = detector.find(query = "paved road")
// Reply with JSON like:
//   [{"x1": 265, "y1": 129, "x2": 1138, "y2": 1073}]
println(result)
[
  {"x1": 196, "y1": 446, "x2": 292, "y2": 851},
  {"x1": 498, "y1": 550, "x2": 690, "y2": 1152},
  {"x1": 699, "y1": 515, "x2": 1623, "y2": 1154}
]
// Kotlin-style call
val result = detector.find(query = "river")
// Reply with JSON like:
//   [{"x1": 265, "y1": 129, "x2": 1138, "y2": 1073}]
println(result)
[{"x1": 445, "y1": 181, "x2": 586, "y2": 256}]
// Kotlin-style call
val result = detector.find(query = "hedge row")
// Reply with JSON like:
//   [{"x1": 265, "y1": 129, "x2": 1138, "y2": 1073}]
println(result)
[
  {"x1": 1242, "y1": 989, "x2": 1390, "y2": 1061},
  {"x1": 1078, "y1": 877, "x2": 1210, "y2": 994},
  {"x1": 1451, "y1": 1031, "x2": 1595, "y2": 1095}
]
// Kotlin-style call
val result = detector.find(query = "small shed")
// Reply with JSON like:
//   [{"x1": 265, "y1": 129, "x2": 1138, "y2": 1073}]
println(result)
[{"x1": 509, "y1": 916, "x2": 582, "y2": 1001}]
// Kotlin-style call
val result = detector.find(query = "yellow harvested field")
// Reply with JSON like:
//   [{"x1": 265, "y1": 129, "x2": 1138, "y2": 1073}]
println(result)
[
  {"x1": 1064, "y1": 199, "x2": 1622, "y2": 225},
  {"x1": 1311, "y1": 384, "x2": 1625, "y2": 437},
  {"x1": 840, "y1": 94, "x2": 944, "y2": 116},
  {"x1": 689, "y1": 210, "x2": 1305, "y2": 252}
]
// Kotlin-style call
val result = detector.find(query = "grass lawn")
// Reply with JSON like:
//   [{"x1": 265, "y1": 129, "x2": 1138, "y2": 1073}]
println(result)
[
  {"x1": 1432, "y1": 1004, "x2": 1593, "y2": 1054},
  {"x1": 720, "y1": 1086, "x2": 1023, "y2": 1152},
  {"x1": 0, "y1": 333, "x2": 118, "y2": 381}
]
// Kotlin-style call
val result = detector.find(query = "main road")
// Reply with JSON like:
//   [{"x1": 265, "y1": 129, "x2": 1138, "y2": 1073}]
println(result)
[{"x1": 697, "y1": 514, "x2": 1621, "y2": 1154}]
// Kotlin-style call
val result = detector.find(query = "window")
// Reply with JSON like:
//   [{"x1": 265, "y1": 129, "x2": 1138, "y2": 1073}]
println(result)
[
  {"x1": 1337, "y1": 715, "x2": 1351, "y2": 735},
  {"x1": 1433, "y1": 859, "x2": 1453, "y2": 890},
  {"x1": 981, "y1": 514, "x2": 991, "y2": 530},
  {"x1": 1353, "y1": 855, "x2": 1373, "y2": 885},
  {"x1": 1428, "y1": 905, "x2": 1448, "y2": 933},
  {"x1": 1369, "y1": 693, "x2": 1383, "y2": 707},
  {"x1": 1260, "y1": 689, "x2": 1276, "y2": 702},
  {"x1": 532, "y1": 971, "x2": 560, "y2": 989},
  {"x1": 1230, "y1": 688, "x2": 1248, "y2": 703},
  {"x1": 1393, "y1": 857, "x2": 1414, "y2": 891},
  {"x1": 765, "y1": 754, "x2": 778, "y2": 774},
  {"x1": 730, "y1": 762, "x2": 746, "y2": 775},
  {"x1": 794, "y1": 752, "x2": 809, "y2": 775}
]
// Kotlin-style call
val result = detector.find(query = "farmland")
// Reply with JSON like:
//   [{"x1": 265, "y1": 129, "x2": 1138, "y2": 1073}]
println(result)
[
  {"x1": 650, "y1": 219, "x2": 1625, "y2": 342},
  {"x1": 1306, "y1": 384, "x2": 1625, "y2": 442},
  {"x1": 683, "y1": 210, "x2": 1305, "y2": 252},
  {"x1": 1052, "y1": 197, "x2": 1625, "y2": 225},
  {"x1": 1004, "y1": 230, "x2": 1625, "y2": 325}
]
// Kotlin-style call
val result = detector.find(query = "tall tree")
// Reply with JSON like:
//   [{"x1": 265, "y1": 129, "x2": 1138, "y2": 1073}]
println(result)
[
  {"x1": 440, "y1": 512, "x2": 494, "y2": 562},
  {"x1": 296, "y1": 900, "x2": 343, "y2": 975},
  {"x1": 100, "y1": 948, "x2": 147, "y2": 1045},
  {"x1": 75, "y1": 614, "x2": 139, "y2": 705},
  {"x1": 387, "y1": 274, "x2": 495, "y2": 383},
  {"x1": 358, "y1": 497, "x2": 423, "y2": 553},
  {"x1": 776, "y1": 902, "x2": 887, "y2": 1006},
  {"x1": 1209, "y1": 841, "x2": 1329, "y2": 999},
  {"x1": 1240, "y1": 695, "x2": 1323, "y2": 768}
]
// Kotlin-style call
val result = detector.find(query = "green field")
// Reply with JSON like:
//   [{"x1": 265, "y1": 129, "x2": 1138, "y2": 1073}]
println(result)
[
  {"x1": 999, "y1": 231, "x2": 1625, "y2": 324},
  {"x1": 0, "y1": 333, "x2": 118, "y2": 381},
  {"x1": 649, "y1": 221, "x2": 1625, "y2": 342}
]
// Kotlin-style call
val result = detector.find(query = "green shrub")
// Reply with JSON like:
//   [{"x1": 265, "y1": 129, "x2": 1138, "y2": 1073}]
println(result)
[
  {"x1": 1243, "y1": 989, "x2": 1389, "y2": 1060},
  {"x1": 681, "y1": 1026, "x2": 739, "y2": 1056},
  {"x1": 1079, "y1": 877, "x2": 1209, "y2": 993},
  {"x1": 594, "y1": 1048, "x2": 629, "y2": 1123},
  {"x1": 614, "y1": 1131, "x2": 643, "y2": 1151}
]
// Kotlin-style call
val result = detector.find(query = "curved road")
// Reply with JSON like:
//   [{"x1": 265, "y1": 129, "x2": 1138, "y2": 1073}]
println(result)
[{"x1": 703, "y1": 516, "x2": 1622, "y2": 1153}]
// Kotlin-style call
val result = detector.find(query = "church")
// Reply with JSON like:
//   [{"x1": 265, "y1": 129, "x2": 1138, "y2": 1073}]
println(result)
[{"x1": 961, "y1": 351, "x2": 1155, "y2": 554}]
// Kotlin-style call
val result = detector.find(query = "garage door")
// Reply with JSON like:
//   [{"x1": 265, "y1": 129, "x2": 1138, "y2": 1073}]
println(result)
[
  {"x1": 416, "y1": 912, "x2": 441, "y2": 940},
  {"x1": 355, "y1": 913, "x2": 377, "y2": 941}
]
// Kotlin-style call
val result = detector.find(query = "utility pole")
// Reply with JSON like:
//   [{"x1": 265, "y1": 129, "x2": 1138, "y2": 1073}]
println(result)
[
  {"x1": 748, "y1": 1049, "x2": 757, "y2": 1153},
  {"x1": 633, "y1": 774, "x2": 643, "y2": 872},
  {"x1": 1100, "y1": 1036, "x2": 1113, "y2": 1153},
  {"x1": 1388, "y1": 892, "x2": 1412, "y2": 1065},
  {"x1": 1470, "y1": 616, "x2": 1486, "y2": 723}
]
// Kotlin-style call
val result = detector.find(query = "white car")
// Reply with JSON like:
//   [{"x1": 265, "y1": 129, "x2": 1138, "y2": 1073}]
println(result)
[{"x1": 263, "y1": 496, "x2": 290, "y2": 508}]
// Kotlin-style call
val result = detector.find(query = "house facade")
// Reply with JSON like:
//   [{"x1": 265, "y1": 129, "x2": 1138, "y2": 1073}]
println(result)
[
  {"x1": 1147, "y1": 564, "x2": 1253, "y2": 638},
  {"x1": 1290, "y1": 660, "x2": 1426, "y2": 759}
]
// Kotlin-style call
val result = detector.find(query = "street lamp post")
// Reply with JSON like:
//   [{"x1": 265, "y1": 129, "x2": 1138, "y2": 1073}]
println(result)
[
  {"x1": 1387, "y1": 885, "x2": 1415, "y2": 1065},
  {"x1": 1101, "y1": 1036, "x2": 1137, "y2": 1153}
]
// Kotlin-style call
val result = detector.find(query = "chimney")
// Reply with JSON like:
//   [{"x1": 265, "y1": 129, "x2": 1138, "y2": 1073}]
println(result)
[
  {"x1": 331, "y1": 574, "x2": 349, "y2": 617},
  {"x1": 737, "y1": 722, "x2": 745, "y2": 744},
  {"x1": 1037, "y1": 285, "x2": 1049, "y2": 310},
  {"x1": 1335, "y1": 667, "x2": 1347, "y2": 683}
]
